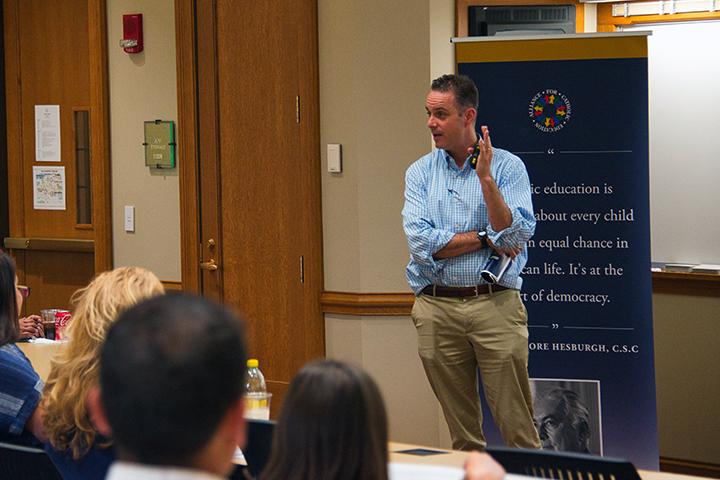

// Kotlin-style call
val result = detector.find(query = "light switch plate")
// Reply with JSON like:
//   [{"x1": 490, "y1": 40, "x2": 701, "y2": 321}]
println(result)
[
  {"x1": 124, "y1": 205, "x2": 135, "y2": 232},
  {"x1": 327, "y1": 144, "x2": 342, "y2": 173}
]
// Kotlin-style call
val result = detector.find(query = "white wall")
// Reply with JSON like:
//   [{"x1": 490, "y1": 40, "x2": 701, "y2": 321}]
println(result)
[
  {"x1": 622, "y1": 21, "x2": 720, "y2": 264},
  {"x1": 108, "y1": 0, "x2": 181, "y2": 281}
]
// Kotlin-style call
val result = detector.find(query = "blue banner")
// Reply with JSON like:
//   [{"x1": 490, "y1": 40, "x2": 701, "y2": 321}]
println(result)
[{"x1": 457, "y1": 35, "x2": 658, "y2": 469}]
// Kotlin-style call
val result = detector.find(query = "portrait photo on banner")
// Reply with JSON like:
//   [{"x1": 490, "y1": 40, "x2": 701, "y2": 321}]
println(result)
[{"x1": 531, "y1": 378, "x2": 602, "y2": 456}]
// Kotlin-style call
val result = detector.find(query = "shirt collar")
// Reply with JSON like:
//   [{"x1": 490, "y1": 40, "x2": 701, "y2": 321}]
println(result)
[
  {"x1": 439, "y1": 148, "x2": 472, "y2": 173},
  {"x1": 106, "y1": 461, "x2": 225, "y2": 480}
]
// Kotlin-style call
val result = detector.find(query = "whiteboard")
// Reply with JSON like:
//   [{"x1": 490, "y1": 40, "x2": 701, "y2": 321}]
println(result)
[{"x1": 621, "y1": 21, "x2": 720, "y2": 264}]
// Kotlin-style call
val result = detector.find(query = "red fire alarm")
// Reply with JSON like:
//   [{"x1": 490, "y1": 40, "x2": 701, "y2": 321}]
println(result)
[{"x1": 120, "y1": 14, "x2": 143, "y2": 54}]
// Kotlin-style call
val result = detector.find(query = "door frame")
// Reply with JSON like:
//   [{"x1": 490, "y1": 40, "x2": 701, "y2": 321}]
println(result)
[{"x1": 175, "y1": 0, "x2": 201, "y2": 292}]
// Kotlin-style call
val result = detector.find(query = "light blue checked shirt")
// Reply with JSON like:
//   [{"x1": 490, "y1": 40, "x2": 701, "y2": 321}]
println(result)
[{"x1": 403, "y1": 147, "x2": 535, "y2": 294}]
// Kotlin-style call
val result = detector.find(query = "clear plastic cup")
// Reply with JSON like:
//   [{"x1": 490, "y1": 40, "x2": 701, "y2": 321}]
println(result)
[
  {"x1": 40, "y1": 309, "x2": 60, "y2": 340},
  {"x1": 244, "y1": 392, "x2": 272, "y2": 420}
]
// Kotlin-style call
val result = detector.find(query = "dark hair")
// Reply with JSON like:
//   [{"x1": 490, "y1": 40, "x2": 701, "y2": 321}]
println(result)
[
  {"x1": 99, "y1": 293, "x2": 247, "y2": 465},
  {"x1": 0, "y1": 252, "x2": 19, "y2": 346},
  {"x1": 262, "y1": 360, "x2": 389, "y2": 480},
  {"x1": 431, "y1": 74, "x2": 479, "y2": 112}
]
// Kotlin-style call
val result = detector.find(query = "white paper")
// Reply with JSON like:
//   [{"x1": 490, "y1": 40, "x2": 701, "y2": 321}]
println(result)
[
  {"x1": 233, "y1": 447, "x2": 245, "y2": 463},
  {"x1": 35, "y1": 105, "x2": 61, "y2": 162},
  {"x1": 33, "y1": 166, "x2": 66, "y2": 210},
  {"x1": 389, "y1": 463, "x2": 537, "y2": 480},
  {"x1": 691, "y1": 264, "x2": 720, "y2": 273},
  {"x1": 389, "y1": 463, "x2": 465, "y2": 480}
]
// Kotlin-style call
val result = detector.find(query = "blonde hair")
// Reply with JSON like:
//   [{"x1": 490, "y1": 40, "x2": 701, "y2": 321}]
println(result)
[{"x1": 42, "y1": 266, "x2": 164, "y2": 458}]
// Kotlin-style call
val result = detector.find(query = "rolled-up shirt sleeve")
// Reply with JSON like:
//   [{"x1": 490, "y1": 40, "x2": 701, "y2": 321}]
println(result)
[
  {"x1": 486, "y1": 155, "x2": 536, "y2": 250},
  {"x1": 402, "y1": 162, "x2": 454, "y2": 272}
]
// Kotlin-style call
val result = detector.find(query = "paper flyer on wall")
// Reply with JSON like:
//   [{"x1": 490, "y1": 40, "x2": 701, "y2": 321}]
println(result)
[
  {"x1": 35, "y1": 105, "x2": 61, "y2": 162},
  {"x1": 33, "y1": 166, "x2": 66, "y2": 210}
]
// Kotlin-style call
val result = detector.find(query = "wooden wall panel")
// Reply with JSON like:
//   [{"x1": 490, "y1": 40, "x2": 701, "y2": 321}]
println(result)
[
  {"x1": 15, "y1": 250, "x2": 94, "y2": 314},
  {"x1": 17, "y1": 0, "x2": 91, "y2": 239},
  {"x1": 175, "y1": 0, "x2": 201, "y2": 293},
  {"x1": 88, "y1": 0, "x2": 111, "y2": 272},
  {"x1": 4, "y1": 0, "x2": 111, "y2": 308},
  {"x1": 4, "y1": 0, "x2": 24, "y2": 237}
]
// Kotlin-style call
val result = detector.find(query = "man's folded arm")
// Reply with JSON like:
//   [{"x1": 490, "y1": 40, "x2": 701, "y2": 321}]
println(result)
[
  {"x1": 403, "y1": 166, "x2": 456, "y2": 268},
  {"x1": 403, "y1": 213, "x2": 456, "y2": 267},
  {"x1": 432, "y1": 232, "x2": 482, "y2": 259}
]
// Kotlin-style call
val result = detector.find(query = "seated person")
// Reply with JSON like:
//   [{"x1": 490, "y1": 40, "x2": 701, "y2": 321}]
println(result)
[
  {"x1": 0, "y1": 252, "x2": 44, "y2": 445},
  {"x1": 87, "y1": 293, "x2": 249, "y2": 480},
  {"x1": 41, "y1": 267, "x2": 164, "y2": 479},
  {"x1": 262, "y1": 359, "x2": 504, "y2": 480}
]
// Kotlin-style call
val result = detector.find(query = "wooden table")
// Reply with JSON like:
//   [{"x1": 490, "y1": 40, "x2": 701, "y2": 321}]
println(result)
[
  {"x1": 390, "y1": 442, "x2": 708, "y2": 480},
  {"x1": 17, "y1": 340, "x2": 65, "y2": 381},
  {"x1": 390, "y1": 441, "x2": 469, "y2": 467},
  {"x1": 234, "y1": 437, "x2": 712, "y2": 479}
]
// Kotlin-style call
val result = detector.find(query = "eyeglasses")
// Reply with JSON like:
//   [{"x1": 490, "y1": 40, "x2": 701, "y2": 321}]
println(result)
[{"x1": 17, "y1": 285, "x2": 30, "y2": 298}]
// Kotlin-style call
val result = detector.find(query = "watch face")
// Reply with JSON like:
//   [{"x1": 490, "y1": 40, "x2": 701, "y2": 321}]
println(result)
[{"x1": 477, "y1": 231, "x2": 487, "y2": 247}]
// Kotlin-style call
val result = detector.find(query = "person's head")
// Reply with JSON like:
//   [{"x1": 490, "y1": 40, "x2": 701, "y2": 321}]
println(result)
[
  {"x1": 534, "y1": 388, "x2": 591, "y2": 453},
  {"x1": 426, "y1": 74, "x2": 479, "y2": 157},
  {"x1": 0, "y1": 252, "x2": 20, "y2": 346},
  {"x1": 92, "y1": 293, "x2": 248, "y2": 475},
  {"x1": 263, "y1": 360, "x2": 388, "y2": 480},
  {"x1": 43, "y1": 266, "x2": 164, "y2": 457}
]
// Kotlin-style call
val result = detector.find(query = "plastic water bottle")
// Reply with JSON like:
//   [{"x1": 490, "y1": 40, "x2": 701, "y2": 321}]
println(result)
[
  {"x1": 245, "y1": 358, "x2": 267, "y2": 394},
  {"x1": 245, "y1": 359, "x2": 271, "y2": 420}
]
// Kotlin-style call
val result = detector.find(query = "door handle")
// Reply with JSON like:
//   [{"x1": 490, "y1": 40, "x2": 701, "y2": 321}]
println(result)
[{"x1": 200, "y1": 259, "x2": 218, "y2": 271}]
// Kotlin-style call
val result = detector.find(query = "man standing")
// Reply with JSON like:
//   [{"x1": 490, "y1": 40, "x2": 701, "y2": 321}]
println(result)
[
  {"x1": 88, "y1": 294, "x2": 248, "y2": 479},
  {"x1": 403, "y1": 74, "x2": 540, "y2": 451}
]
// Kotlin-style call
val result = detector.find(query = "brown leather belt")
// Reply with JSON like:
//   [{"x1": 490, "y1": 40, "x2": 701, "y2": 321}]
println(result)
[{"x1": 421, "y1": 284, "x2": 510, "y2": 298}]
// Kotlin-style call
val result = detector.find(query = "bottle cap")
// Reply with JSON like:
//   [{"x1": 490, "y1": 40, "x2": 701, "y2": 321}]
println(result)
[{"x1": 247, "y1": 358, "x2": 259, "y2": 368}]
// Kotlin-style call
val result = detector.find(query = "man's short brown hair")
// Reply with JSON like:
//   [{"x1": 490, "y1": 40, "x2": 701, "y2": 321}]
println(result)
[{"x1": 431, "y1": 74, "x2": 479, "y2": 112}]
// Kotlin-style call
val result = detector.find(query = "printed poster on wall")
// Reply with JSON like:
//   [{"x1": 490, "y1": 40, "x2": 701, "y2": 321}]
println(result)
[
  {"x1": 456, "y1": 33, "x2": 658, "y2": 469},
  {"x1": 33, "y1": 166, "x2": 66, "y2": 210},
  {"x1": 35, "y1": 105, "x2": 61, "y2": 162}
]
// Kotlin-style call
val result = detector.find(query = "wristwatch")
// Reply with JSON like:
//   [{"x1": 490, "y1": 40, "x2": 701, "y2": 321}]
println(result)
[{"x1": 477, "y1": 230, "x2": 489, "y2": 249}]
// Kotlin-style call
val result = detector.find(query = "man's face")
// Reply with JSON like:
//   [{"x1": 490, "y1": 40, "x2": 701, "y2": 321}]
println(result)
[
  {"x1": 425, "y1": 90, "x2": 470, "y2": 153},
  {"x1": 534, "y1": 393, "x2": 583, "y2": 452}
]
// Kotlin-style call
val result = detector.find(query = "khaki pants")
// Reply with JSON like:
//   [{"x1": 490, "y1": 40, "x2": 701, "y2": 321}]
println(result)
[{"x1": 411, "y1": 289, "x2": 541, "y2": 451}]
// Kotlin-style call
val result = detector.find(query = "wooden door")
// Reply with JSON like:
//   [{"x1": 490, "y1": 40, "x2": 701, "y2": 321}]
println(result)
[
  {"x1": 194, "y1": 0, "x2": 324, "y2": 413},
  {"x1": 3, "y1": 0, "x2": 110, "y2": 314}
]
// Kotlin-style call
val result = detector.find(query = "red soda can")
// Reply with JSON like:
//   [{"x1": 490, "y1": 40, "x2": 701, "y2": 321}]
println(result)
[{"x1": 54, "y1": 311, "x2": 71, "y2": 341}]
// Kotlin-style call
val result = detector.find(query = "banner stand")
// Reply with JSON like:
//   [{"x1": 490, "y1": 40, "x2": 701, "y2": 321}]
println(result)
[{"x1": 456, "y1": 32, "x2": 658, "y2": 469}]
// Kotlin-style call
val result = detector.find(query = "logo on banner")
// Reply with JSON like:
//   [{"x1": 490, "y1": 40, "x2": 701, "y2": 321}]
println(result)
[{"x1": 529, "y1": 89, "x2": 572, "y2": 132}]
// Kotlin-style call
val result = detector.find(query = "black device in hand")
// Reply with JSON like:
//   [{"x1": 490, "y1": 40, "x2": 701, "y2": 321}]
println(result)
[{"x1": 468, "y1": 141, "x2": 481, "y2": 168}]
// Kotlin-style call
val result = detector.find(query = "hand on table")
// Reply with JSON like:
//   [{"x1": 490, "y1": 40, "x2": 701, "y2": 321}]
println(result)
[
  {"x1": 464, "y1": 451, "x2": 506, "y2": 480},
  {"x1": 18, "y1": 315, "x2": 44, "y2": 339}
]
